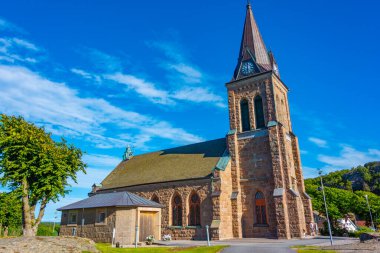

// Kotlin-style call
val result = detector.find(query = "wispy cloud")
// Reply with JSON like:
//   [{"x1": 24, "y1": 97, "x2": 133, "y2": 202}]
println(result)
[
  {"x1": 308, "y1": 137, "x2": 328, "y2": 148},
  {"x1": 0, "y1": 17, "x2": 25, "y2": 33},
  {"x1": 71, "y1": 68, "x2": 101, "y2": 83},
  {"x1": 0, "y1": 37, "x2": 40, "y2": 64},
  {"x1": 81, "y1": 48, "x2": 123, "y2": 73},
  {"x1": 318, "y1": 145, "x2": 380, "y2": 170},
  {"x1": 172, "y1": 87, "x2": 226, "y2": 108},
  {"x1": 0, "y1": 64, "x2": 203, "y2": 149},
  {"x1": 83, "y1": 154, "x2": 120, "y2": 169},
  {"x1": 105, "y1": 72, "x2": 174, "y2": 105}
]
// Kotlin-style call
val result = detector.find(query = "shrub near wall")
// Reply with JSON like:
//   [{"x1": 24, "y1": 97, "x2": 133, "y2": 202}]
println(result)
[{"x1": 37, "y1": 222, "x2": 60, "y2": 236}]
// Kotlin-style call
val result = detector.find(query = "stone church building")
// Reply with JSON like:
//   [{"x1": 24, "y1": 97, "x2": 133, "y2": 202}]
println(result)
[{"x1": 59, "y1": 3, "x2": 313, "y2": 241}]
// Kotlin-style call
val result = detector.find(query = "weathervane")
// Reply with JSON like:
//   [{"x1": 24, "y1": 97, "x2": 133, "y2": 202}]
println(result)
[{"x1": 122, "y1": 145, "x2": 134, "y2": 161}]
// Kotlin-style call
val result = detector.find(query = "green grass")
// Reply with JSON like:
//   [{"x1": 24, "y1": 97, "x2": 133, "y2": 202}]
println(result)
[
  {"x1": 94, "y1": 243, "x2": 227, "y2": 253},
  {"x1": 291, "y1": 245, "x2": 336, "y2": 253}
]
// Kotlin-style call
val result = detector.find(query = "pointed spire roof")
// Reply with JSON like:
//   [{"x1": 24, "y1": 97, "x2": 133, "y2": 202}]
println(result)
[{"x1": 233, "y1": 3, "x2": 272, "y2": 80}]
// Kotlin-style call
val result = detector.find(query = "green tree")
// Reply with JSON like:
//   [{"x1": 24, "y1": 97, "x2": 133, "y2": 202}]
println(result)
[
  {"x1": 0, "y1": 191, "x2": 22, "y2": 236},
  {"x1": 0, "y1": 114, "x2": 86, "y2": 236}
]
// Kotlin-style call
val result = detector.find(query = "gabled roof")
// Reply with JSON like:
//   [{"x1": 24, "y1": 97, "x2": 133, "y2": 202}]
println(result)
[
  {"x1": 101, "y1": 138, "x2": 228, "y2": 190},
  {"x1": 233, "y1": 3, "x2": 273, "y2": 80},
  {"x1": 57, "y1": 191, "x2": 162, "y2": 211}
]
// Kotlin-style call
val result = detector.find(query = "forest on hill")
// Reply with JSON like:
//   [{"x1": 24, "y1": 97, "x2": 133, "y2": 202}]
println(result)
[{"x1": 305, "y1": 161, "x2": 380, "y2": 225}]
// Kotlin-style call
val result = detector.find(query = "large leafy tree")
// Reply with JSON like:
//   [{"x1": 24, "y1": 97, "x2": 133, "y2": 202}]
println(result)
[{"x1": 0, "y1": 114, "x2": 86, "y2": 236}]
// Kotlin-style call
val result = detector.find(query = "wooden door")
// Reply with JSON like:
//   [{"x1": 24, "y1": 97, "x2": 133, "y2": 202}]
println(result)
[{"x1": 139, "y1": 212, "x2": 155, "y2": 242}]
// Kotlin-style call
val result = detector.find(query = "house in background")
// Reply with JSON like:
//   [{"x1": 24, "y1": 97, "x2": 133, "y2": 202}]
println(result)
[{"x1": 58, "y1": 191, "x2": 162, "y2": 245}]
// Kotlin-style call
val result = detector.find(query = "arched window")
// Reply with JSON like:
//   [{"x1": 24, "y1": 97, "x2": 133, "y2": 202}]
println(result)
[
  {"x1": 240, "y1": 99, "x2": 251, "y2": 132},
  {"x1": 255, "y1": 191, "x2": 267, "y2": 225},
  {"x1": 172, "y1": 194, "x2": 182, "y2": 226},
  {"x1": 254, "y1": 96, "x2": 265, "y2": 129},
  {"x1": 189, "y1": 193, "x2": 201, "y2": 226},
  {"x1": 151, "y1": 194, "x2": 159, "y2": 203}
]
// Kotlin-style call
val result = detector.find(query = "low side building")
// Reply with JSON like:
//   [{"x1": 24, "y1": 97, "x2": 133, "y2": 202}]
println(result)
[{"x1": 58, "y1": 191, "x2": 162, "y2": 246}]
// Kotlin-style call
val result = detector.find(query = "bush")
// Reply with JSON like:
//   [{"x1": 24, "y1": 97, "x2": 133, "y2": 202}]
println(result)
[
  {"x1": 37, "y1": 222, "x2": 60, "y2": 236},
  {"x1": 348, "y1": 226, "x2": 375, "y2": 238}
]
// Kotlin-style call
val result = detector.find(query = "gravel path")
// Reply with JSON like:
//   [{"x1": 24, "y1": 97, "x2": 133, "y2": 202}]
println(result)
[{"x1": 0, "y1": 236, "x2": 99, "y2": 253}]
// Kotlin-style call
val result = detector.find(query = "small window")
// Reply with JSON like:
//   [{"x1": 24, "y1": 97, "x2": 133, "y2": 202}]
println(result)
[
  {"x1": 254, "y1": 96, "x2": 265, "y2": 129},
  {"x1": 68, "y1": 211, "x2": 77, "y2": 224},
  {"x1": 96, "y1": 208, "x2": 106, "y2": 223},
  {"x1": 240, "y1": 99, "x2": 251, "y2": 132}
]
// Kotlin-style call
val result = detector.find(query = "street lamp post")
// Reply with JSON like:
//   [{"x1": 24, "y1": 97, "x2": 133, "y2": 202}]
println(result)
[
  {"x1": 364, "y1": 195, "x2": 375, "y2": 229},
  {"x1": 319, "y1": 170, "x2": 333, "y2": 246}
]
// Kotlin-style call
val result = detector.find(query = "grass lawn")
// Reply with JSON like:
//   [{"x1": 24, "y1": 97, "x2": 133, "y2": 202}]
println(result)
[
  {"x1": 93, "y1": 243, "x2": 228, "y2": 253},
  {"x1": 290, "y1": 245, "x2": 337, "y2": 253}
]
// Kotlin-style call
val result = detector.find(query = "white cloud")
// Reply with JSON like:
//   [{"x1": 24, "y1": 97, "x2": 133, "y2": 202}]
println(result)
[
  {"x1": 0, "y1": 37, "x2": 40, "y2": 64},
  {"x1": 0, "y1": 64, "x2": 203, "y2": 149},
  {"x1": 75, "y1": 46, "x2": 225, "y2": 108},
  {"x1": 172, "y1": 87, "x2": 226, "y2": 108},
  {"x1": 308, "y1": 137, "x2": 328, "y2": 148},
  {"x1": 165, "y1": 63, "x2": 202, "y2": 84},
  {"x1": 11, "y1": 38, "x2": 39, "y2": 51},
  {"x1": 71, "y1": 68, "x2": 101, "y2": 83},
  {"x1": 83, "y1": 154, "x2": 121, "y2": 169},
  {"x1": 105, "y1": 72, "x2": 174, "y2": 105},
  {"x1": 302, "y1": 166, "x2": 319, "y2": 179},
  {"x1": 318, "y1": 145, "x2": 380, "y2": 170}
]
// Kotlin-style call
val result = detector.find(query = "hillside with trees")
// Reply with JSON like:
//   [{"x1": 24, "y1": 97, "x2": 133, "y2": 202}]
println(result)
[{"x1": 305, "y1": 162, "x2": 380, "y2": 226}]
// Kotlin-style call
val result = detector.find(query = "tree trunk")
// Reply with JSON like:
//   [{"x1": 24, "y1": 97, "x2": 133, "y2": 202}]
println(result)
[
  {"x1": 4, "y1": 226, "x2": 8, "y2": 237},
  {"x1": 21, "y1": 178, "x2": 34, "y2": 237}
]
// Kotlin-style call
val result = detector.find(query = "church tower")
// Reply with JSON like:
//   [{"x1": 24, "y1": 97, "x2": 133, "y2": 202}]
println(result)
[{"x1": 226, "y1": 3, "x2": 313, "y2": 238}]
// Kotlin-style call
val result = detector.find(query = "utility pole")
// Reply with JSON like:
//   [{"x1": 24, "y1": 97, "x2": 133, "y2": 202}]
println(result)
[
  {"x1": 318, "y1": 169, "x2": 333, "y2": 246},
  {"x1": 364, "y1": 195, "x2": 375, "y2": 229}
]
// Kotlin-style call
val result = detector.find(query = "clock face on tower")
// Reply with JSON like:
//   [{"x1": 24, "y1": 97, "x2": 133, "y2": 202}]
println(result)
[{"x1": 241, "y1": 61, "x2": 255, "y2": 76}]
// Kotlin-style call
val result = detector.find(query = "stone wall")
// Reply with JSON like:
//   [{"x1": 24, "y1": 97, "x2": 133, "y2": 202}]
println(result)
[
  {"x1": 99, "y1": 178, "x2": 213, "y2": 240},
  {"x1": 59, "y1": 207, "x2": 116, "y2": 243}
]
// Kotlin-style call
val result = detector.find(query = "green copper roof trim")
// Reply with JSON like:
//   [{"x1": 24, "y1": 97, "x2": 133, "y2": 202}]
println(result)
[
  {"x1": 214, "y1": 149, "x2": 230, "y2": 171},
  {"x1": 227, "y1": 129, "x2": 237, "y2": 135},
  {"x1": 267, "y1": 121, "x2": 278, "y2": 127}
]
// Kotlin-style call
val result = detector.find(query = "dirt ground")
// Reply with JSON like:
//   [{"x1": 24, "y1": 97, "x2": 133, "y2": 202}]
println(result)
[{"x1": 0, "y1": 236, "x2": 99, "y2": 253}]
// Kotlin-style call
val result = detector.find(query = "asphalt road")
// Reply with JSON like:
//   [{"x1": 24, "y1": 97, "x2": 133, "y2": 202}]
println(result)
[{"x1": 160, "y1": 236, "x2": 358, "y2": 253}]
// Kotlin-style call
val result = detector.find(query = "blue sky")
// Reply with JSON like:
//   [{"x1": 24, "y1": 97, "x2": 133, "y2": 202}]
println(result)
[{"x1": 0, "y1": 0, "x2": 379, "y2": 221}]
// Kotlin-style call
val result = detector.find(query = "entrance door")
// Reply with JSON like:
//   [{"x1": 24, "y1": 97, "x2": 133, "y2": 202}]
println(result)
[{"x1": 139, "y1": 212, "x2": 155, "y2": 242}]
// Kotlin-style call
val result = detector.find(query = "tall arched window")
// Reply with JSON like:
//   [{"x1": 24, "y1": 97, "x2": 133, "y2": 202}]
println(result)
[
  {"x1": 172, "y1": 194, "x2": 182, "y2": 226},
  {"x1": 255, "y1": 191, "x2": 267, "y2": 225},
  {"x1": 189, "y1": 193, "x2": 201, "y2": 226},
  {"x1": 240, "y1": 99, "x2": 251, "y2": 132},
  {"x1": 151, "y1": 194, "x2": 159, "y2": 203},
  {"x1": 254, "y1": 95, "x2": 265, "y2": 129}
]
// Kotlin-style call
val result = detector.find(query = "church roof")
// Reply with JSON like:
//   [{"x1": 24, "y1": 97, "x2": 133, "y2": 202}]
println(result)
[
  {"x1": 101, "y1": 138, "x2": 228, "y2": 189},
  {"x1": 57, "y1": 191, "x2": 162, "y2": 210}
]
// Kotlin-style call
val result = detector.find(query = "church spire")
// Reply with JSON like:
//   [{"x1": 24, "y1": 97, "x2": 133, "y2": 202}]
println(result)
[{"x1": 233, "y1": 3, "x2": 273, "y2": 80}]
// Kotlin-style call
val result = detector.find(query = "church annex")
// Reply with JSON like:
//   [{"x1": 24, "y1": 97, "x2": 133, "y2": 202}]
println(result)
[{"x1": 59, "y1": 3, "x2": 313, "y2": 241}]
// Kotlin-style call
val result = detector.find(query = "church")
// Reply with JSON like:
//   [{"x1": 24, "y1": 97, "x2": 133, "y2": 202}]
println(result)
[{"x1": 59, "y1": 3, "x2": 313, "y2": 242}]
